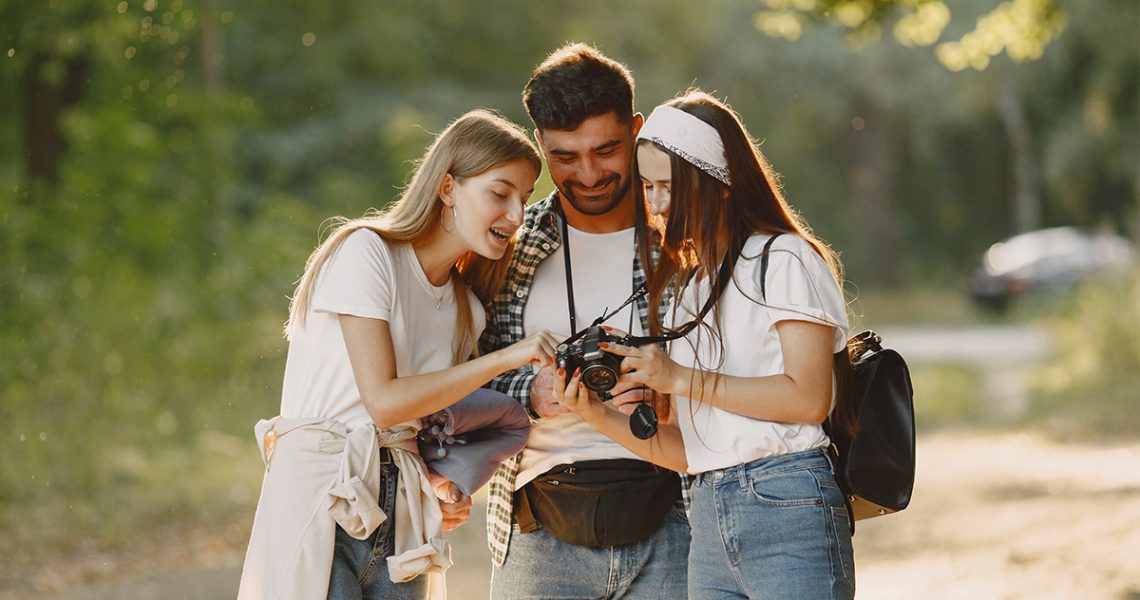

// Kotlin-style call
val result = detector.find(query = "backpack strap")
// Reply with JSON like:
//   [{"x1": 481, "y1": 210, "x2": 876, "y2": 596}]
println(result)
[{"x1": 759, "y1": 233, "x2": 781, "y2": 301}]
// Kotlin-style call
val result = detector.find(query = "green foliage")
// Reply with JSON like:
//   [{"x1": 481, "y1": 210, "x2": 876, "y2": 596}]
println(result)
[
  {"x1": 755, "y1": 0, "x2": 1066, "y2": 71},
  {"x1": 1028, "y1": 271, "x2": 1140, "y2": 439},
  {"x1": 910, "y1": 364, "x2": 985, "y2": 427},
  {"x1": 0, "y1": 0, "x2": 1136, "y2": 566}
]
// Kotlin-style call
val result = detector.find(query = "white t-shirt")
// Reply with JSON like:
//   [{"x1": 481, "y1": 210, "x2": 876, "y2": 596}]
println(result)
[
  {"x1": 279, "y1": 229, "x2": 485, "y2": 431},
  {"x1": 515, "y1": 225, "x2": 643, "y2": 489},
  {"x1": 670, "y1": 233, "x2": 848, "y2": 474}
]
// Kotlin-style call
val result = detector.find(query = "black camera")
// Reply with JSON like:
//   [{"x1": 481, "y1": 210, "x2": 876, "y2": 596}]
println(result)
[
  {"x1": 556, "y1": 325, "x2": 625, "y2": 392},
  {"x1": 556, "y1": 325, "x2": 659, "y2": 440}
]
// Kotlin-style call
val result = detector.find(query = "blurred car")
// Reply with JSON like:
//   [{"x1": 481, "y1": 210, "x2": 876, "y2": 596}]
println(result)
[{"x1": 968, "y1": 226, "x2": 1135, "y2": 309}]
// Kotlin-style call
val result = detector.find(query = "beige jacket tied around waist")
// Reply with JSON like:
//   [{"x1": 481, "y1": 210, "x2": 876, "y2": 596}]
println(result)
[{"x1": 237, "y1": 416, "x2": 450, "y2": 600}]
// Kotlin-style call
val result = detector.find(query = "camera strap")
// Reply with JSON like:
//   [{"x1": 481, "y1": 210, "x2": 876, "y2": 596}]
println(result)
[
  {"x1": 557, "y1": 202, "x2": 638, "y2": 344},
  {"x1": 555, "y1": 201, "x2": 775, "y2": 348}
]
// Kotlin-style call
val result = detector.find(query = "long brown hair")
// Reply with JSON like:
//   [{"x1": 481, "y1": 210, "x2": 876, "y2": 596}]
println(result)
[
  {"x1": 637, "y1": 89, "x2": 857, "y2": 437},
  {"x1": 285, "y1": 109, "x2": 541, "y2": 364}
]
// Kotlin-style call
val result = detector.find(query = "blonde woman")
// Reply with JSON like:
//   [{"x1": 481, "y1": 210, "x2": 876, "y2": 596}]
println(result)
[{"x1": 238, "y1": 110, "x2": 559, "y2": 600}]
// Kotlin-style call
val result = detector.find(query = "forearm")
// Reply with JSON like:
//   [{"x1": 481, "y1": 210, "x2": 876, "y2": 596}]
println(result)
[
  {"x1": 579, "y1": 404, "x2": 688, "y2": 473},
  {"x1": 669, "y1": 368, "x2": 830, "y2": 425},
  {"x1": 364, "y1": 351, "x2": 514, "y2": 427},
  {"x1": 486, "y1": 366, "x2": 538, "y2": 411}
]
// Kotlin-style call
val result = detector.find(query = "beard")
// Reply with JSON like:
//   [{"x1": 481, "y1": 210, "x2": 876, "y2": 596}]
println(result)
[{"x1": 559, "y1": 174, "x2": 631, "y2": 216}]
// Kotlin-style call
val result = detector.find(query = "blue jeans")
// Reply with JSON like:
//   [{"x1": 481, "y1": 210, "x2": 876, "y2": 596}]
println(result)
[
  {"x1": 491, "y1": 503, "x2": 691, "y2": 599},
  {"x1": 688, "y1": 449, "x2": 855, "y2": 600},
  {"x1": 328, "y1": 459, "x2": 426, "y2": 600}
]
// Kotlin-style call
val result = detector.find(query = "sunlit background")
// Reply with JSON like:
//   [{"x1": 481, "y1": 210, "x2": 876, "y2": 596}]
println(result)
[{"x1": 2, "y1": 0, "x2": 1137, "y2": 598}]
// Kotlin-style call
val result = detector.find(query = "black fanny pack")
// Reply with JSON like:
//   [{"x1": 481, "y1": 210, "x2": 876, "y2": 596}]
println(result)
[{"x1": 516, "y1": 459, "x2": 681, "y2": 547}]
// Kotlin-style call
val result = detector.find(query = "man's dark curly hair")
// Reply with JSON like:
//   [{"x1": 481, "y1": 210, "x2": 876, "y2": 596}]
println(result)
[{"x1": 523, "y1": 43, "x2": 635, "y2": 132}]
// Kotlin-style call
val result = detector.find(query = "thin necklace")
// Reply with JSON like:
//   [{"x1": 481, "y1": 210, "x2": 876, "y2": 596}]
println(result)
[{"x1": 429, "y1": 282, "x2": 446, "y2": 310}]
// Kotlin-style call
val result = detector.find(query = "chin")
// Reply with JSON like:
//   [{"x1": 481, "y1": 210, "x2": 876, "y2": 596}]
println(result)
[{"x1": 475, "y1": 244, "x2": 508, "y2": 261}]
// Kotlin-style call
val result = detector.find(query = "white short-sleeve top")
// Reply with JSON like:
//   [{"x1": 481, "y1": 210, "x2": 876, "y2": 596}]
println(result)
[
  {"x1": 669, "y1": 233, "x2": 848, "y2": 474},
  {"x1": 279, "y1": 228, "x2": 485, "y2": 430}
]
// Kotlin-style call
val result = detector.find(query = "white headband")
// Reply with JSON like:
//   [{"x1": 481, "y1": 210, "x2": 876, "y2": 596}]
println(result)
[{"x1": 636, "y1": 105, "x2": 731, "y2": 185}]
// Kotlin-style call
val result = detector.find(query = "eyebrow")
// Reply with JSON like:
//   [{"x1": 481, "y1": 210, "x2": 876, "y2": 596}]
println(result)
[
  {"x1": 548, "y1": 139, "x2": 622, "y2": 157},
  {"x1": 639, "y1": 175, "x2": 671, "y2": 184}
]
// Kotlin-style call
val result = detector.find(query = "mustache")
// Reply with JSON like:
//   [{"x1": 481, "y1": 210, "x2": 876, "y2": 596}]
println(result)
[{"x1": 566, "y1": 174, "x2": 620, "y2": 192}]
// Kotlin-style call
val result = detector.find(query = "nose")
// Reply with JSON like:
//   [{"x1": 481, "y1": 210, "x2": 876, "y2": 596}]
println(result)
[
  {"x1": 647, "y1": 188, "x2": 670, "y2": 216},
  {"x1": 577, "y1": 156, "x2": 605, "y2": 188},
  {"x1": 506, "y1": 199, "x2": 523, "y2": 225}
]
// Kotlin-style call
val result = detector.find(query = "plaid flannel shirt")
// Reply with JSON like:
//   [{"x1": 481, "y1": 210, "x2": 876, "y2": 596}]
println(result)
[{"x1": 479, "y1": 192, "x2": 689, "y2": 566}]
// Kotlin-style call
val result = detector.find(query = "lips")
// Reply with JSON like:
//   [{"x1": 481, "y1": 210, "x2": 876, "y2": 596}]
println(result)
[
  {"x1": 571, "y1": 176, "x2": 618, "y2": 196},
  {"x1": 489, "y1": 227, "x2": 513, "y2": 243}
]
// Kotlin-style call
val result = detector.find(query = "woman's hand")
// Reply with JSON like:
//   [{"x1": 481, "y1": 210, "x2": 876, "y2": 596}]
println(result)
[
  {"x1": 428, "y1": 472, "x2": 473, "y2": 532},
  {"x1": 552, "y1": 367, "x2": 605, "y2": 424},
  {"x1": 497, "y1": 330, "x2": 559, "y2": 371},
  {"x1": 599, "y1": 341, "x2": 685, "y2": 397}
]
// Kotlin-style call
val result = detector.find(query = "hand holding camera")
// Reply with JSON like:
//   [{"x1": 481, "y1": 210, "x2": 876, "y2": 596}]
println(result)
[
  {"x1": 550, "y1": 281, "x2": 708, "y2": 439},
  {"x1": 554, "y1": 325, "x2": 670, "y2": 439}
]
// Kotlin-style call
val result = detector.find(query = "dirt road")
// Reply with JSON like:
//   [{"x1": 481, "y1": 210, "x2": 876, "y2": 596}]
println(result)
[{"x1": 15, "y1": 429, "x2": 1139, "y2": 600}]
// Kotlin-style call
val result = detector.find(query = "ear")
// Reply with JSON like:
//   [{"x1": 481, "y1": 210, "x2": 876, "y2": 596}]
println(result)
[
  {"x1": 439, "y1": 173, "x2": 456, "y2": 207},
  {"x1": 630, "y1": 112, "x2": 645, "y2": 138}
]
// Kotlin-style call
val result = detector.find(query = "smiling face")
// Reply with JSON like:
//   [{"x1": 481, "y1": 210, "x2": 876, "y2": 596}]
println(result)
[
  {"x1": 636, "y1": 142, "x2": 673, "y2": 235},
  {"x1": 443, "y1": 157, "x2": 538, "y2": 260},
  {"x1": 537, "y1": 111, "x2": 641, "y2": 226}
]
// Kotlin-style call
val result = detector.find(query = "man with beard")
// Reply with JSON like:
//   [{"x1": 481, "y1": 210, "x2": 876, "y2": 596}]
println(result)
[{"x1": 480, "y1": 43, "x2": 691, "y2": 599}]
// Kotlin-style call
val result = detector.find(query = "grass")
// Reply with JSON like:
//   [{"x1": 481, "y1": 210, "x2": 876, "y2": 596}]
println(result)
[{"x1": 910, "y1": 364, "x2": 985, "y2": 428}]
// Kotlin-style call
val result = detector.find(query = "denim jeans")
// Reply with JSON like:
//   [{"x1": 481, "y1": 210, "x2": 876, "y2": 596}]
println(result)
[
  {"x1": 327, "y1": 459, "x2": 426, "y2": 600},
  {"x1": 688, "y1": 449, "x2": 855, "y2": 600},
  {"x1": 490, "y1": 503, "x2": 691, "y2": 599}
]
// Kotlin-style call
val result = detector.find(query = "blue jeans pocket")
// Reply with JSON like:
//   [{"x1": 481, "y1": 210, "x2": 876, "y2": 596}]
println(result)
[{"x1": 746, "y1": 468, "x2": 825, "y2": 508}]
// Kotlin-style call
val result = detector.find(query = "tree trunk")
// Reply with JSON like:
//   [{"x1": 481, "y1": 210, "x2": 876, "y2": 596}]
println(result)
[
  {"x1": 850, "y1": 103, "x2": 899, "y2": 286},
  {"x1": 199, "y1": 0, "x2": 224, "y2": 94},
  {"x1": 997, "y1": 75, "x2": 1042, "y2": 233},
  {"x1": 22, "y1": 51, "x2": 90, "y2": 187}
]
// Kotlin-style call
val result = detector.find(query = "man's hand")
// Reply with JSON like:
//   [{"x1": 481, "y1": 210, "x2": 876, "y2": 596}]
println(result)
[
  {"x1": 428, "y1": 472, "x2": 473, "y2": 532},
  {"x1": 529, "y1": 365, "x2": 571, "y2": 419}
]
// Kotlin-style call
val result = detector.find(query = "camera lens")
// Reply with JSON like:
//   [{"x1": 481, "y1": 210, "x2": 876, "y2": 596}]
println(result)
[{"x1": 581, "y1": 364, "x2": 617, "y2": 391}]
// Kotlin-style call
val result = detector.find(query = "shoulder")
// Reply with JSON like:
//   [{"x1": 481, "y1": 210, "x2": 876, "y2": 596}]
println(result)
[
  {"x1": 741, "y1": 232, "x2": 821, "y2": 271},
  {"x1": 319, "y1": 227, "x2": 401, "y2": 286},
  {"x1": 342, "y1": 227, "x2": 388, "y2": 252},
  {"x1": 741, "y1": 232, "x2": 837, "y2": 289},
  {"x1": 743, "y1": 231, "x2": 813, "y2": 256},
  {"x1": 522, "y1": 192, "x2": 559, "y2": 232},
  {"x1": 338, "y1": 227, "x2": 398, "y2": 264}
]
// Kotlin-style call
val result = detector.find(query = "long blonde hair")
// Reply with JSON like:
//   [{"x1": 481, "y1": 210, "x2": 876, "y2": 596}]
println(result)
[{"x1": 285, "y1": 109, "x2": 541, "y2": 364}]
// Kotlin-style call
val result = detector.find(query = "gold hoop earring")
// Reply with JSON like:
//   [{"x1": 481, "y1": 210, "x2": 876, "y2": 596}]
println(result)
[{"x1": 441, "y1": 204, "x2": 455, "y2": 233}]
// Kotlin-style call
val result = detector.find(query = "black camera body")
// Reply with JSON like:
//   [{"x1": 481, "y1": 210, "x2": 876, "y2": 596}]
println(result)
[
  {"x1": 555, "y1": 325, "x2": 627, "y2": 392},
  {"x1": 555, "y1": 325, "x2": 659, "y2": 439}
]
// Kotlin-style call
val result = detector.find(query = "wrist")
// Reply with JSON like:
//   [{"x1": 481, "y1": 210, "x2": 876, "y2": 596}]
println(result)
[
  {"x1": 666, "y1": 366, "x2": 688, "y2": 397},
  {"x1": 579, "y1": 398, "x2": 607, "y2": 425},
  {"x1": 524, "y1": 372, "x2": 544, "y2": 420}
]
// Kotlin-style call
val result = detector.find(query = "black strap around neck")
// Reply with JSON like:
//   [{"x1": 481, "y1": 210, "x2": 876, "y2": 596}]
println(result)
[
  {"x1": 557, "y1": 201, "x2": 636, "y2": 338},
  {"x1": 558, "y1": 207, "x2": 579, "y2": 336}
]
